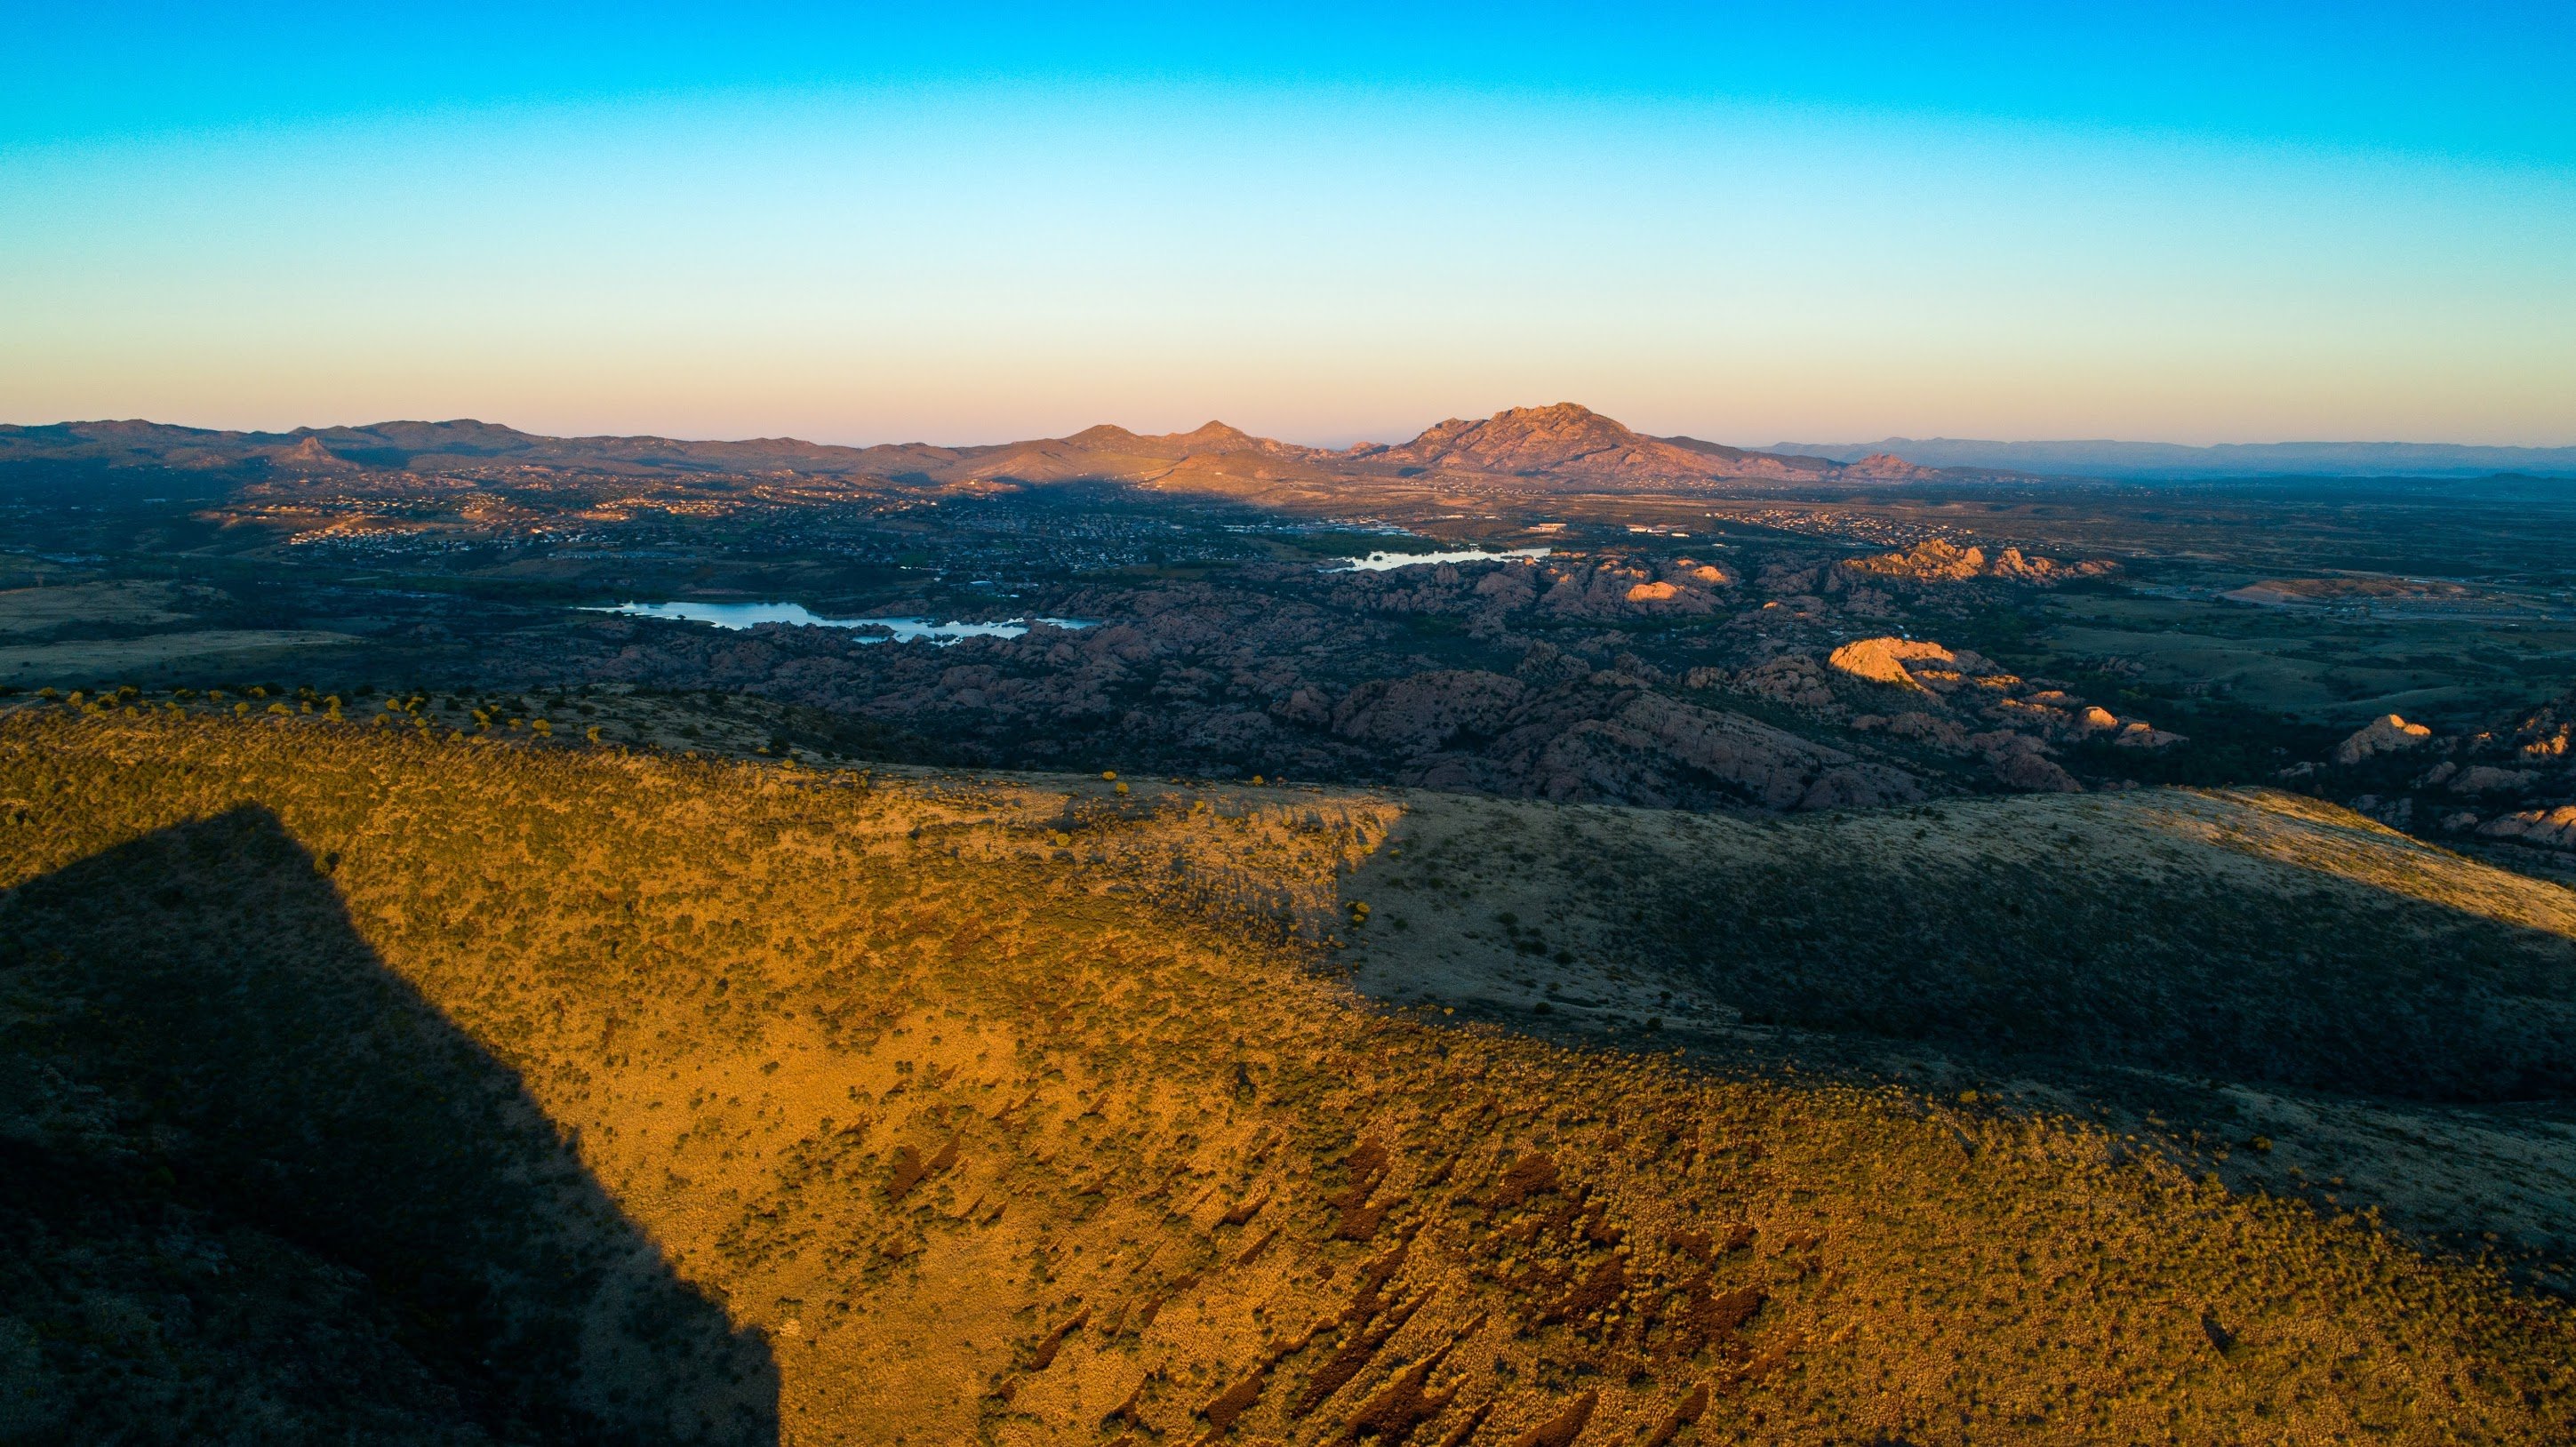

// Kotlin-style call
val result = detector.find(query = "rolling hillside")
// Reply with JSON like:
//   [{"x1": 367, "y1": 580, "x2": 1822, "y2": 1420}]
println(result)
[{"x1": 4, "y1": 708, "x2": 2572, "y2": 1444}]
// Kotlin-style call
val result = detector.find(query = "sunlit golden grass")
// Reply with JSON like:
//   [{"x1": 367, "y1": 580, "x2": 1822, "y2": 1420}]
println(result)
[{"x1": 4, "y1": 710, "x2": 2573, "y2": 1444}]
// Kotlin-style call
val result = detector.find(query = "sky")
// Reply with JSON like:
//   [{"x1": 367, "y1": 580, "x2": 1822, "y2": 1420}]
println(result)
[{"x1": 3, "y1": 3, "x2": 2572, "y2": 448}]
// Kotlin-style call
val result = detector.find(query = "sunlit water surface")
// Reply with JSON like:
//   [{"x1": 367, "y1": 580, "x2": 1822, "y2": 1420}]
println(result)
[
  {"x1": 583, "y1": 601, "x2": 1098, "y2": 642},
  {"x1": 1331, "y1": 547, "x2": 1550, "y2": 572}
]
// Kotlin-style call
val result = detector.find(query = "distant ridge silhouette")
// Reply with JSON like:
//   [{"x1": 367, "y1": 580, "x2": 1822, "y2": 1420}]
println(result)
[{"x1": 1773, "y1": 436, "x2": 2576, "y2": 479}]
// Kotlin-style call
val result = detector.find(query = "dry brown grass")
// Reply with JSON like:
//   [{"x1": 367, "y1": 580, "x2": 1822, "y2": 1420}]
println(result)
[{"x1": 4, "y1": 708, "x2": 2574, "y2": 1444}]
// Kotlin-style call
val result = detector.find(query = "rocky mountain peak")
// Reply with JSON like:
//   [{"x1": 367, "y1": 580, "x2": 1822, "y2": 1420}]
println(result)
[
  {"x1": 1376, "y1": 402, "x2": 1662, "y2": 475},
  {"x1": 1168, "y1": 420, "x2": 1264, "y2": 452},
  {"x1": 268, "y1": 436, "x2": 359, "y2": 472},
  {"x1": 1062, "y1": 424, "x2": 1144, "y2": 447}
]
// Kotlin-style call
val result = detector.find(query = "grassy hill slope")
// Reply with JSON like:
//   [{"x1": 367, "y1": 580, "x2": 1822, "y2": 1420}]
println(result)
[{"x1": 3, "y1": 711, "x2": 2572, "y2": 1444}]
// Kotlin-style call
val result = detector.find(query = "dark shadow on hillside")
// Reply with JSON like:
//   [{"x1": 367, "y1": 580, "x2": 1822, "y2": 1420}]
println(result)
[
  {"x1": 0, "y1": 806, "x2": 775, "y2": 1445},
  {"x1": 1590, "y1": 831, "x2": 2576, "y2": 1105}
]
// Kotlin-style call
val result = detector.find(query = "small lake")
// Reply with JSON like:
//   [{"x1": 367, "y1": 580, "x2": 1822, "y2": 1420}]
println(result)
[
  {"x1": 1331, "y1": 547, "x2": 1551, "y2": 572},
  {"x1": 584, "y1": 601, "x2": 1097, "y2": 643}
]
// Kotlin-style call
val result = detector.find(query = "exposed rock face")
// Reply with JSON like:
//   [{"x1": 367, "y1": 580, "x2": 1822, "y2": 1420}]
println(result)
[
  {"x1": 1827, "y1": 637, "x2": 1968, "y2": 689},
  {"x1": 1534, "y1": 557, "x2": 1724, "y2": 618},
  {"x1": 1848, "y1": 540, "x2": 1987, "y2": 583},
  {"x1": 1841, "y1": 539, "x2": 2116, "y2": 586},
  {"x1": 1332, "y1": 671, "x2": 1526, "y2": 754},
  {"x1": 2333, "y1": 715, "x2": 2436, "y2": 765},
  {"x1": 2450, "y1": 765, "x2": 2542, "y2": 795},
  {"x1": 1756, "y1": 562, "x2": 1821, "y2": 593},
  {"x1": 1804, "y1": 635, "x2": 2181, "y2": 775},
  {"x1": 1612, "y1": 692, "x2": 1917, "y2": 808},
  {"x1": 1726, "y1": 654, "x2": 1837, "y2": 710},
  {"x1": 1514, "y1": 642, "x2": 1593, "y2": 688},
  {"x1": 2306, "y1": 692, "x2": 2574, "y2": 851},
  {"x1": 2513, "y1": 692, "x2": 2575, "y2": 759},
  {"x1": 1473, "y1": 567, "x2": 1540, "y2": 608},
  {"x1": 1973, "y1": 731, "x2": 2083, "y2": 793},
  {"x1": 1988, "y1": 547, "x2": 2112, "y2": 583},
  {"x1": 2481, "y1": 805, "x2": 2576, "y2": 850},
  {"x1": 1520, "y1": 691, "x2": 1919, "y2": 810},
  {"x1": 1271, "y1": 685, "x2": 1333, "y2": 728},
  {"x1": 1880, "y1": 711, "x2": 1972, "y2": 750}
]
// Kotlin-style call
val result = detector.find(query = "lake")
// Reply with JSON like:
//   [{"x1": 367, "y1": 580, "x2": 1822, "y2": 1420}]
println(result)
[
  {"x1": 583, "y1": 601, "x2": 1097, "y2": 642},
  {"x1": 1331, "y1": 547, "x2": 1551, "y2": 572}
]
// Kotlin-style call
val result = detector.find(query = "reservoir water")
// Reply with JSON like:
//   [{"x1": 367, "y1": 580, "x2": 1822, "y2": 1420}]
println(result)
[
  {"x1": 1331, "y1": 547, "x2": 1551, "y2": 572},
  {"x1": 584, "y1": 601, "x2": 1097, "y2": 642}
]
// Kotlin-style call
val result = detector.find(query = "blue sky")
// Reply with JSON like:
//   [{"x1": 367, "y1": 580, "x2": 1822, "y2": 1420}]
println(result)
[{"x1": 4, "y1": 4, "x2": 2571, "y2": 445}]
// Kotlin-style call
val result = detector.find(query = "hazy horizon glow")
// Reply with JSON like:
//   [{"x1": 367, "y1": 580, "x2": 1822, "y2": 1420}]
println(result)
[{"x1": 5, "y1": 4, "x2": 2572, "y2": 449}]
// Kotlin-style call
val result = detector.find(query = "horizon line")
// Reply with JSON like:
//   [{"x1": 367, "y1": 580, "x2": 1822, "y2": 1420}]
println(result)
[{"x1": 12, "y1": 412, "x2": 2576, "y2": 457}]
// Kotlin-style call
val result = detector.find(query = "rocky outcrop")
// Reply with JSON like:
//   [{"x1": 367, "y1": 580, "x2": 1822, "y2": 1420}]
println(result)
[
  {"x1": 1271, "y1": 685, "x2": 1333, "y2": 728},
  {"x1": 2479, "y1": 805, "x2": 2576, "y2": 850},
  {"x1": 1727, "y1": 654, "x2": 1837, "y2": 710},
  {"x1": 1893, "y1": 712, "x2": 1972, "y2": 750},
  {"x1": 1808, "y1": 636, "x2": 2184, "y2": 774},
  {"x1": 2449, "y1": 765, "x2": 2542, "y2": 795},
  {"x1": 1472, "y1": 567, "x2": 1540, "y2": 608},
  {"x1": 1513, "y1": 642, "x2": 1593, "y2": 688},
  {"x1": 2298, "y1": 692, "x2": 2574, "y2": 846},
  {"x1": 1332, "y1": 671, "x2": 1526, "y2": 754},
  {"x1": 1524, "y1": 692, "x2": 1919, "y2": 810},
  {"x1": 2332, "y1": 715, "x2": 2435, "y2": 765},
  {"x1": 1841, "y1": 539, "x2": 2115, "y2": 586},
  {"x1": 1535, "y1": 557, "x2": 1725, "y2": 619},
  {"x1": 1756, "y1": 561, "x2": 1821, "y2": 593},
  {"x1": 1827, "y1": 637, "x2": 1975, "y2": 689},
  {"x1": 1847, "y1": 540, "x2": 1986, "y2": 583},
  {"x1": 1972, "y1": 731, "x2": 2083, "y2": 793},
  {"x1": 2109, "y1": 723, "x2": 2188, "y2": 749},
  {"x1": 2510, "y1": 690, "x2": 2576, "y2": 759}
]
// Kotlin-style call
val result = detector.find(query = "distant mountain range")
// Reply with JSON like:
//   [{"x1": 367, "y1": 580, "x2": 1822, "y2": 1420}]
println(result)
[
  {"x1": 12, "y1": 409, "x2": 2564, "y2": 491},
  {"x1": 0, "y1": 404, "x2": 1943, "y2": 492},
  {"x1": 1775, "y1": 436, "x2": 2576, "y2": 480},
  {"x1": 1336, "y1": 404, "x2": 1933, "y2": 484}
]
